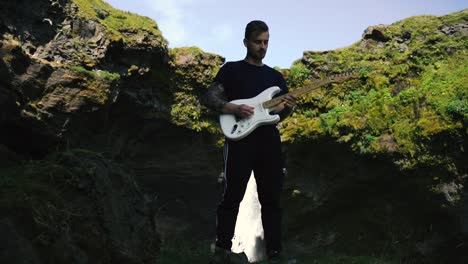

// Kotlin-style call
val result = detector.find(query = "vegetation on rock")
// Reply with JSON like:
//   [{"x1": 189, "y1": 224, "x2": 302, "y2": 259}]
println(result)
[
  {"x1": 72, "y1": 0, "x2": 166, "y2": 46},
  {"x1": 280, "y1": 10, "x2": 467, "y2": 172}
]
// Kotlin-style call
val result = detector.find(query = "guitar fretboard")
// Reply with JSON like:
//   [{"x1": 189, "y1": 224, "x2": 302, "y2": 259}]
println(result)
[{"x1": 262, "y1": 72, "x2": 357, "y2": 109}]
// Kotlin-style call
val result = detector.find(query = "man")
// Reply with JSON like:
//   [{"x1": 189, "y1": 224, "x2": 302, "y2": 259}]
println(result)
[{"x1": 202, "y1": 20, "x2": 296, "y2": 263}]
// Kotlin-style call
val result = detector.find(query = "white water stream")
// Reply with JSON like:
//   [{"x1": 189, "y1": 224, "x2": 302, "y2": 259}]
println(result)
[{"x1": 231, "y1": 172, "x2": 266, "y2": 263}]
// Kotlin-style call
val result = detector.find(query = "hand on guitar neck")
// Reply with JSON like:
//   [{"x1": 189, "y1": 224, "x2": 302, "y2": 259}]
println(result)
[{"x1": 272, "y1": 94, "x2": 297, "y2": 114}]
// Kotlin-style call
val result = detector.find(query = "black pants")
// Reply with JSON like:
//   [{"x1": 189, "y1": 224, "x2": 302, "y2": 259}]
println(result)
[{"x1": 215, "y1": 126, "x2": 284, "y2": 252}]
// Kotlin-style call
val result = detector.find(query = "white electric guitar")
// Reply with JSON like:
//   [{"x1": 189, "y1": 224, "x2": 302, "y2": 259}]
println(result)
[{"x1": 219, "y1": 72, "x2": 358, "y2": 140}]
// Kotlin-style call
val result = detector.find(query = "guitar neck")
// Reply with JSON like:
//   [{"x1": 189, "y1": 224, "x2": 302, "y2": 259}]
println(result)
[{"x1": 262, "y1": 78, "x2": 331, "y2": 109}]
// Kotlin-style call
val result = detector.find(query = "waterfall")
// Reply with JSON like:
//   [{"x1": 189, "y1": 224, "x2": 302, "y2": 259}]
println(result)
[{"x1": 231, "y1": 172, "x2": 266, "y2": 263}]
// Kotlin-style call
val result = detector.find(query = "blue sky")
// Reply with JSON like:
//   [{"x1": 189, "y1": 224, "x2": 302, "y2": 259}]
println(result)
[{"x1": 104, "y1": 0, "x2": 466, "y2": 68}]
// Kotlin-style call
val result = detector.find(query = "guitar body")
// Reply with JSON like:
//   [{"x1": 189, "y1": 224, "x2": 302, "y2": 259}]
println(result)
[{"x1": 220, "y1": 86, "x2": 281, "y2": 140}]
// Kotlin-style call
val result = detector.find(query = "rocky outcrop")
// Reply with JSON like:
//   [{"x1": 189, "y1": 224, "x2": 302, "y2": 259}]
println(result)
[
  {"x1": 0, "y1": 0, "x2": 170, "y2": 157},
  {"x1": 281, "y1": 9, "x2": 467, "y2": 263},
  {"x1": 283, "y1": 139, "x2": 467, "y2": 263},
  {"x1": 362, "y1": 25, "x2": 391, "y2": 42},
  {"x1": 0, "y1": 150, "x2": 160, "y2": 264},
  {"x1": 0, "y1": 0, "x2": 223, "y2": 262}
]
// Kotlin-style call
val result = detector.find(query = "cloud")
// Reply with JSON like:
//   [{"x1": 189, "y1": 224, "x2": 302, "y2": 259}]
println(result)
[
  {"x1": 211, "y1": 24, "x2": 234, "y2": 43},
  {"x1": 144, "y1": 0, "x2": 192, "y2": 45},
  {"x1": 141, "y1": 0, "x2": 235, "y2": 48}
]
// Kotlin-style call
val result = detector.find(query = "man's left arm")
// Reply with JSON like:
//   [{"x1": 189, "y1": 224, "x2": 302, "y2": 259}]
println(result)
[
  {"x1": 271, "y1": 71, "x2": 296, "y2": 121},
  {"x1": 274, "y1": 94, "x2": 296, "y2": 122}
]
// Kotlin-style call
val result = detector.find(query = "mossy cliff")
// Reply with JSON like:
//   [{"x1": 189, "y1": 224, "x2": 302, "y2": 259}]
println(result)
[
  {"x1": 281, "y1": 11, "x2": 467, "y2": 164},
  {"x1": 277, "y1": 10, "x2": 467, "y2": 263},
  {"x1": 0, "y1": 0, "x2": 221, "y2": 263},
  {"x1": 279, "y1": 10, "x2": 467, "y2": 263},
  {"x1": 0, "y1": 0, "x2": 466, "y2": 263}
]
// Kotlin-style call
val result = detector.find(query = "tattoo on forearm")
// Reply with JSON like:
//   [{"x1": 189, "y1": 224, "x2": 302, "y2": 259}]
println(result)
[{"x1": 201, "y1": 82, "x2": 228, "y2": 112}]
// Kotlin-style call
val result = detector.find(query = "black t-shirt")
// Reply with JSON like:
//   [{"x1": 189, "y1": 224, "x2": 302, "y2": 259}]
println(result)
[
  {"x1": 215, "y1": 60, "x2": 288, "y2": 139},
  {"x1": 214, "y1": 60, "x2": 288, "y2": 101}
]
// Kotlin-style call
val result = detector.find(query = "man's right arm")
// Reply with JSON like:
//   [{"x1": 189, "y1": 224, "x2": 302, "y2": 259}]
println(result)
[
  {"x1": 200, "y1": 81, "x2": 228, "y2": 113},
  {"x1": 201, "y1": 82, "x2": 254, "y2": 117}
]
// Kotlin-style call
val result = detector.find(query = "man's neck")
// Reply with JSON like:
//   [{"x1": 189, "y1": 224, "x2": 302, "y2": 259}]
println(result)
[{"x1": 244, "y1": 57, "x2": 263, "y2": 66}]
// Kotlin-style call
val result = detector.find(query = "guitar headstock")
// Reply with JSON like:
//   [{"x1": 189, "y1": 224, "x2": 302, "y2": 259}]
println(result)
[{"x1": 328, "y1": 72, "x2": 359, "y2": 82}]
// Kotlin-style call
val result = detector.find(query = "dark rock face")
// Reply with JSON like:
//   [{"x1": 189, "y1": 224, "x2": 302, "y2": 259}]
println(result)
[
  {"x1": 284, "y1": 140, "x2": 467, "y2": 263},
  {"x1": 439, "y1": 22, "x2": 468, "y2": 37},
  {"x1": 0, "y1": 0, "x2": 67, "y2": 46},
  {"x1": 0, "y1": 0, "x2": 166, "y2": 263},
  {"x1": 362, "y1": 25, "x2": 391, "y2": 42},
  {"x1": 0, "y1": 0, "x2": 190, "y2": 160},
  {"x1": 0, "y1": 0, "x2": 222, "y2": 262},
  {"x1": 117, "y1": 119, "x2": 222, "y2": 242},
  {"x1": 0, "y1": 219, "x2": 41, "y2": 264},
  {"x1": 0, "y1": 150, "x2": 160, "y2": 264}
]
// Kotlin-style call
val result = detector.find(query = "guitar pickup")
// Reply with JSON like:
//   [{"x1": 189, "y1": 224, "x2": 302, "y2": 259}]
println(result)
[{"x1": 231, "y1": 124, "x2": 238, "y2": 134}]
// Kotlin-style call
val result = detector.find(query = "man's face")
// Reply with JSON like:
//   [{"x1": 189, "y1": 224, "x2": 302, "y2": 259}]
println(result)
[{"x1": 244, "y1": 31, "x2": 269, "y2": 60}]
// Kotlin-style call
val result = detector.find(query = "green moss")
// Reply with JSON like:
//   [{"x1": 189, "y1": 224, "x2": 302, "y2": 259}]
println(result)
[
  {"x1": 446, "y1": 99, "x2": 468, "y2": 120},
  {"x1": 419, "y1": 52, "x2": 468, "y2": 124},
  {"x1": 170, "y1": 46, "x2": 205, "y2": 58},
  {"x1": 162, "y1": 46, "x2": 224, "y2": 134},
  {"x1": 65, "y1": 66, "x2": 119, "y2": 105},
  {"x1": 170, "y1": 93, "x2": 202, "y2": 128},
  {"x1": 72, "y1": 0, "x2": 167, "y2": 45},
  {"x1": 95, "y1": 69, "x2": 120, "y2": 81},
  {"x1": 279, "y1": 10, "x2": 467, "y2": 167},
  {"x1": 68, "y1": 65, "x2": 120, "y2": 81},
  {"x1": 287, "y1": 61, "x2": 311, "y2": 88}
]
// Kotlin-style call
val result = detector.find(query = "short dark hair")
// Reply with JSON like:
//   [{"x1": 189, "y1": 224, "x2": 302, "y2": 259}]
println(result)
[{"x1": 244, "y1": 20, "x2": 269, "y2": 40}]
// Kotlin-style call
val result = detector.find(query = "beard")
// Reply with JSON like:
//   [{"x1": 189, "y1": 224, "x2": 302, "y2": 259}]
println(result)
[{"x1": 248, "y1": 49, "x2": 266, "y2": 60}]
